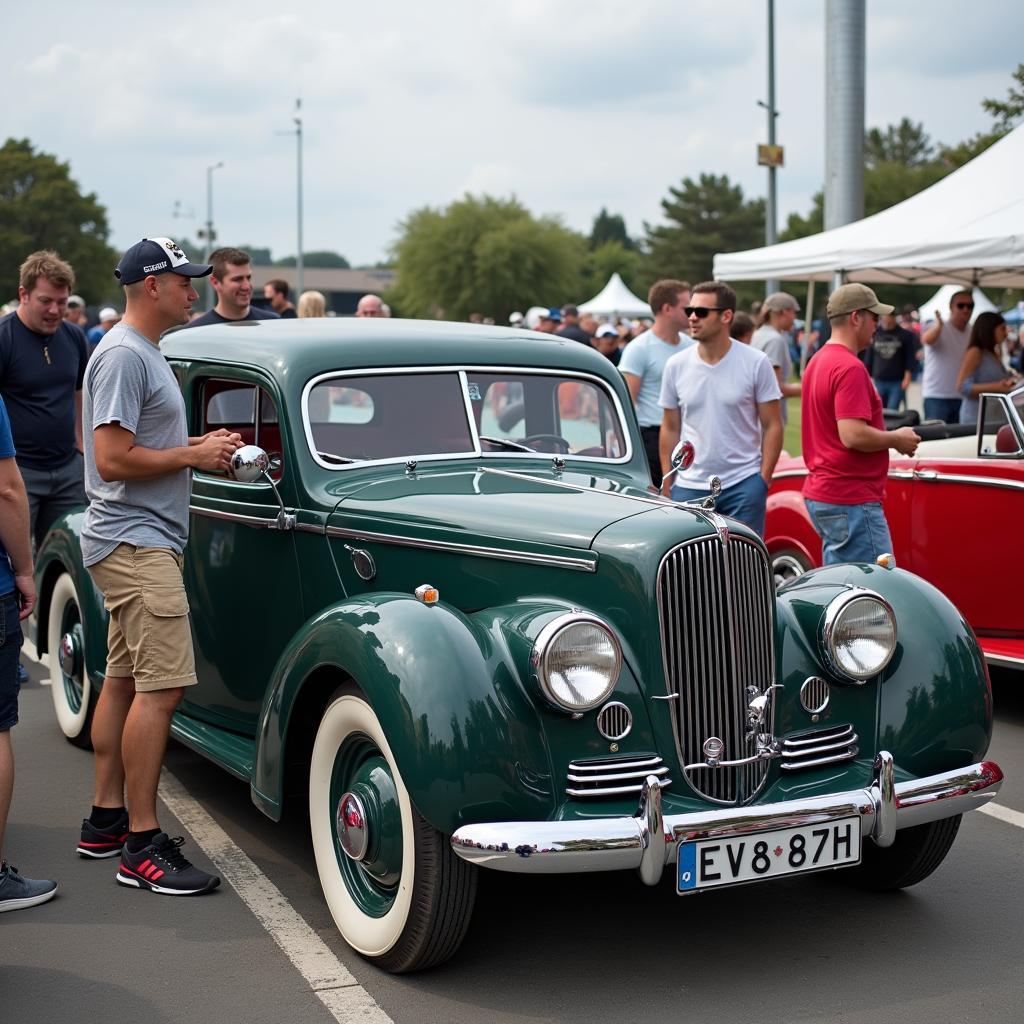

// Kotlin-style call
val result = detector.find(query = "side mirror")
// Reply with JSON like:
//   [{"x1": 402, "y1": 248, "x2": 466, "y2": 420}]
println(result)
[
  {"x1": 660, "y1": 439, "x2": 696, "y2": 489},
  {"x1": 230, "y1": 445, "x2": 270, "y2": 483},
  {"x1": 227, "y1": 445, "x2": 295, "y2": 531}
]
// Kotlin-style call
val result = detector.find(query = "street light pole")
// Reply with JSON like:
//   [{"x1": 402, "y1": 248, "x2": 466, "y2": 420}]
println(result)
[
  {"x1": 205, "y1": 160, "x2": 224, "y2": 310},
  {"x1": 764, "y1": 0, "x2": 779, "y2": 295},
  {"x1": 295, "y1": 99, "x2": 304, "y2": 299}
]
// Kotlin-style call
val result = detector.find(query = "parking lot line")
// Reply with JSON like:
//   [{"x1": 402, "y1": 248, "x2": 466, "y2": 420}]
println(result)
[
  {"x1": 979, "y1": 802, "x2": 1024, "y2": 830},
  {"x1": 159, "y1": 769, "x2": 393, "y2": 1024}
]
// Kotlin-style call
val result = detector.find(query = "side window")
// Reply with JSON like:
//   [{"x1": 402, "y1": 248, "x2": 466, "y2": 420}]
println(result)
[{"x1": 201, "y1": 380, "x2": 283, "y2": 478}]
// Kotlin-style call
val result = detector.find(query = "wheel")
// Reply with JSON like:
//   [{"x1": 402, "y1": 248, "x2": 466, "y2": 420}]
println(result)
[
  {"x1": 771, "y1": 548, "x2": 810, "y2": 590},
  {"x1": 841, "y1": 815, "x2": 962, "y2": 891},
  {"x1": 519, "y1": 433, "x2": 571, "y2": 454},
  {"x1": 309, "y1": 690, "x2": 477, "y2": 972},
  {"x1": 47, "y1": 572, "x2": 94, "y2": 748}
]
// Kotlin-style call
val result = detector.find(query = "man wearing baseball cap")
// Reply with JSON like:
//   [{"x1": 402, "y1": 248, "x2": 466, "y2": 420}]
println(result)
[
  {"x1": 77, "y1": 237, "x2": 241, "y2": 896},
  {"x1": 801, "y1": 283, "x2": 920, "y2": 565},
  {"x1": 87, "y1": 306, "x2": 121, "y2": 348}
]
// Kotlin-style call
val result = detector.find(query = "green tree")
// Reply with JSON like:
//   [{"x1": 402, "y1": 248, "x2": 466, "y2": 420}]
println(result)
[
  {"x1": 589, "y1": 208, "x2": 634, "y2": 250},
  {"x1": 865, "y1": 118, "x2": 934, "y2": 168},
  {"x1": 390, "y1": 194, "x2": 585, "y2": 322},
  {"x1": 275, "y1": 250, "x2": 350, "y2": 268},
  {"x1": 240, "y1": 245, "x2": 274, "y2": 265},
  {"x1": 582, "y1": 240, "x2": 644, "y2": 300},
  {"x1": 981, "y1": 62, "x2": 1024, "y2": 132},
  {"x1": 644, "y1": 173, "x2": 765, "y2": 305},
  {"x1": 0, "y1": 138, "x2": 118, "y2": 303}
]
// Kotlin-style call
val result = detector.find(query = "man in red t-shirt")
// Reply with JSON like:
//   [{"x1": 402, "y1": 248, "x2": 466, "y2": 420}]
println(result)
[{"x1": 802, "y1": 284, "x2": 921, "y2": 564}]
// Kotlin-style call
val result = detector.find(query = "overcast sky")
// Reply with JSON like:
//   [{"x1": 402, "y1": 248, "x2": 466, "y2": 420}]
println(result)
[{"x1": 2, "y1": 1, "x2": 1021, "y2": 271}]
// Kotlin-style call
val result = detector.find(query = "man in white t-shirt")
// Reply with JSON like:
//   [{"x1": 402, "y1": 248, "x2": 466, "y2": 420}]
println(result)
[
  {"x1": 920, "y1": 289, "x2": 973, "y2": 423},
  {"x1": 618, "y1": 279, "x2": 692, "y2": 487},
  {"x1": 658, "y1": 280, "x2": 783, "y2": 536}
]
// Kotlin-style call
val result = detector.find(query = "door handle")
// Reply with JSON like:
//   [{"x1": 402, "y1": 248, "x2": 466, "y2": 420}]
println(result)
[{"x1": 914, "y1": 470, "x2": 938, "y2": 480}]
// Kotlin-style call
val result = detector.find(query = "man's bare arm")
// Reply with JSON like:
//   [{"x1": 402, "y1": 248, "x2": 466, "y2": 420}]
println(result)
[{"x1": 94, "y1": 424, "x2": 240, "y2": 482}]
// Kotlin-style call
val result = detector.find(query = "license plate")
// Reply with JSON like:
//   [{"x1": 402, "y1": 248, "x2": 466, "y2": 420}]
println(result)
[{"x1": 677, "y1": 816, "x2": 861, "y2": 893}]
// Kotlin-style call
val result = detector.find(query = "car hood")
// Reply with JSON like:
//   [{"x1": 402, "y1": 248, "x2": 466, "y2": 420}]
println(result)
[{"x1": 328, "y1": 466, "x2": 661, "y2": 552}]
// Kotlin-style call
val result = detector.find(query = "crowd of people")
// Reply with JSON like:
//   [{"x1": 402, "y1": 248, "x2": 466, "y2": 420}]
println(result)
[{"x1": 1, "y1": 234, "x2": 1023, "y2": 913}]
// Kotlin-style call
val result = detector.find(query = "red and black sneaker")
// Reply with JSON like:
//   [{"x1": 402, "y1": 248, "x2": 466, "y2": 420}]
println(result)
[
  {"x1": 77, "y1": 813, "x2": 130, "y2": 859},
  {"x1": 116, "y1": 833, "x2": 220, "y2": 896}
]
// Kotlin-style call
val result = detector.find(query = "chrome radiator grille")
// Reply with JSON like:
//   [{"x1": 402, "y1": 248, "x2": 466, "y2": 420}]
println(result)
[{"x1": 658, "y1": 535, "x2": 775, "y2": 804}]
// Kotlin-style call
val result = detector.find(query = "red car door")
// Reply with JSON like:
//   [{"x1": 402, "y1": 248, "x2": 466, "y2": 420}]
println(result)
[{"x1": 907, "y1": 456, "x2": 1024, "y2": 633}]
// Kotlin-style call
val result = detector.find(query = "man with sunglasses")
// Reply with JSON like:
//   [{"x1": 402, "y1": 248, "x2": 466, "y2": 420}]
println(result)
[
  {"x1": 658, "y1": 281, "x2": 782, "y2": 535},
  {"x1": 920, "y1": 290, "x2": 974, "y2": 422},
  {"x1": 802, "y1": 284, "x2": 920, "y2": 566}
]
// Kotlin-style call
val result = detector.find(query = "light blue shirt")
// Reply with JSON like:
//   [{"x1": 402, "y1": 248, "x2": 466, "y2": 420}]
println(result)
[{"x1": 619, "y1": 328, "x2": 694, "y2": 427}]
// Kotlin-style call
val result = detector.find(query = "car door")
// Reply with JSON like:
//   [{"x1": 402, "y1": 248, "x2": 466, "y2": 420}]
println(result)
[
  {"x1": 907, "y1": 396, "x2": 1024, "y2": 633},
  {"x1": 182, "y1": 371, "x2": 307, "y2": 733}
]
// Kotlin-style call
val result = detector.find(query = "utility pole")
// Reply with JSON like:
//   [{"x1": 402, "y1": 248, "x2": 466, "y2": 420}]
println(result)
[
  {"x1": 278, "y1": 100, "x2": 304, "y2": 298},
  {"x1": 204, "y1": 161, "x2": 224, "y2": 310},
  {"x1": 758, "y1": 0, "x2": 781, "y2": 295},
  {"x1": 295, "y1": 99, "x2": 304, "y2": 299}
]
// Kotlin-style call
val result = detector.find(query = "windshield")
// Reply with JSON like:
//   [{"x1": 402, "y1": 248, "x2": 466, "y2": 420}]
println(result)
[{"x1": 304, "y1": 369, "x2": 627, "y2": 467}]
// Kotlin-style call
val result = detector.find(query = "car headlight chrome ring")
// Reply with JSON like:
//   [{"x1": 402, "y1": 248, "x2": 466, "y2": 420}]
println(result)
[
  {"x1": 821, "y1": 588, "x2": 897, "y2": 682},
  {"x1": 531, "y1": 613, "x2": 622, "y2": 713}
]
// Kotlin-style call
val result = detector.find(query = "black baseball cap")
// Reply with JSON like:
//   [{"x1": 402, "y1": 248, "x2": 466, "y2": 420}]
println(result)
[{"x1": 114, "y1": 237, "x2": 213, "y2": 285}]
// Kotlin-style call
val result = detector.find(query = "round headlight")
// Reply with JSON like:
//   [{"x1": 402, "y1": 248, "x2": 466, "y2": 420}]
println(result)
[
  {"x1": 823, "y1": 590, "x2": 897, "y2": 681},
  {"x1": 532, "y1": 614, "x2": 622, "y2": 712}
]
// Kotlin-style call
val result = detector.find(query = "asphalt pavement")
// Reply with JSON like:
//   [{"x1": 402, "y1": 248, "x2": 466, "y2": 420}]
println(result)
[{"x1": 3, "y1": 657, "x2": 1023, "y2": 1024}]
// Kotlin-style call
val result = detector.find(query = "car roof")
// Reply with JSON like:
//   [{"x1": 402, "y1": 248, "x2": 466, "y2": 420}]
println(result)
[{"x1": 160, "y1": 317, "x2": 614, "y2": 379}]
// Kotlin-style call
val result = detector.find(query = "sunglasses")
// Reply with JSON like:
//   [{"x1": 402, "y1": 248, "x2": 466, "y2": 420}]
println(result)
[
  {"x1": 955, "y1": 302, "x2": 975, "y2": 310},
  {"x1": 685, "y1": 306, "x2": 726, "y2": 318}
]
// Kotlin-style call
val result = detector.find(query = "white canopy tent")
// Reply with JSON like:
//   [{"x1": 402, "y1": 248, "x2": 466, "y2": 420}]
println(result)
[
  {"x1": 578, "y1": 273, "x2": 651, "y2": 318},
  {"x1": 915, "y1": 285, "x2": 998, "y2": 326},
  {"x1": 713, "y1": 124, "x2": 1024, "y2": 288}
]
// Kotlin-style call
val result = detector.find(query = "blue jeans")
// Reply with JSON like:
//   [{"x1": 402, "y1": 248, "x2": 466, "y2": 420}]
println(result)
[
  {"x1": 923, "y1": 397, "x2": 961, "y2": 424},
  {"x1": 873, "y1": 379, "x2": 904, "y2": 412},
  {"x1": 672, "y1": 471, "x2": 769, "y2": 536},
  {"x1": 805, "y1": 500, "x2": 894, "y2": 566},
  {"x1": 0, "y1": 591, "x2": 23, "y2": 731}
]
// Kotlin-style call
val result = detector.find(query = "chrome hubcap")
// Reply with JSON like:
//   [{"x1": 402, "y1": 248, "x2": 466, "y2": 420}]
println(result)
[
  {"x1": 336, "y1": 791, "x2": 369, "y2": 862},
  {"x1": 59, "y1": 631, "x2": 80, "y2": 677}
]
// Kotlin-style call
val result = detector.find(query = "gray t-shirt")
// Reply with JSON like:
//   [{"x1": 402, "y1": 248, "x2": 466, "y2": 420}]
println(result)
[
  {"x1": 751, "y1": 325, "x2": 793, "y2": 424},
  {"x1": 81, "y1": 323, "x2": 190, "y2": 566}
]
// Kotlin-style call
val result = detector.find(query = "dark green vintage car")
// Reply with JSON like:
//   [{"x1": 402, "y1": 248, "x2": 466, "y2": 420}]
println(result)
[{"x1": 36, "y1": 319, "x2": 1002, "y2": 971}]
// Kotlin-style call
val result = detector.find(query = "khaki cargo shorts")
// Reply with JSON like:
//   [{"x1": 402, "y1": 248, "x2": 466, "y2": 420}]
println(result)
[{"x1": 87, "y1": 544, "x2": 198, "y2": 692}]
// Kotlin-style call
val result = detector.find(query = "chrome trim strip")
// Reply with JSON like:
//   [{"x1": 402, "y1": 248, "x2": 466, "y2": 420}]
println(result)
[
  {"x1": 772, "y1": 468, "x2": 809, "y2": 480},
  {"x1": 566, "y1": 767, "x2": 670, "y2": 784},
  {"x1": 888, "y1": 469, "x2": 915, "y2": 480},
  {"x1": 565, "y1": 779, "x2": 673, "y2": 799},
  {"x1": 984, "y1": 651, "x2": 1024, "y2": 668},
  {"x1": 912, "y1": 471, "x2": 1024, "y2": 492},
  {"x1": 190, "y1": 505, "x2": 280, "y2": 529},
  {"x1": 451, "y1": 757, "x2": 1003, "y2": 881},
  {"x1": 779, "y1": 750, "x2": 860, "y2": 772},
  {"x1": 782, "y1": 725, "x2": 856, "y2": 749},
  {"x1": 568, "y1": 756, "x2": 665, "y2": 772},
  {"x1": 782, "y1": 738, "x2": 859, "y2": 758},
  {"x1": 323, "y1": 525, "x2": 597, "y2": 572}
]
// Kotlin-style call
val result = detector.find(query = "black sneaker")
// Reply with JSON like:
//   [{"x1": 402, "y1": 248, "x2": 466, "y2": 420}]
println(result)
[
  {"x1": 77, "y1": 812, "x2": 130, "y2": 859},
  {"x1": 0, "y1": 862, "x2": 58, "y2": 913},
  {"x1": 116, "y1": 833, "x2": 220, "y2": 896}
]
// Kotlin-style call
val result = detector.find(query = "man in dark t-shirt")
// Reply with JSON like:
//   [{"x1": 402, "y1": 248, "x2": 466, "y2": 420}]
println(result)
[
  {"x1": 0, "y1": 250, "x2": 89, "y2": 549},
  {"x1": 555, "y1": 304, "x2": 594, "y2": 346},
  {"x1": 863, "y1": 312, "x2": 917, "y2": 411},
  {"x1": 183, "y1": 247, "x2": 279, "y2": 328}
]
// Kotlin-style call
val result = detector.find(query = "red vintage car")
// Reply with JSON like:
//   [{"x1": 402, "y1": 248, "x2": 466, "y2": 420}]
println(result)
[{"x1": 766, "y1": 385, "x2": 1024, "y2": 673}]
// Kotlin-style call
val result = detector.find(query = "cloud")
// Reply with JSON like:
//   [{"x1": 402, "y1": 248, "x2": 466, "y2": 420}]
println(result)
[{"x1": 1, "y1": 0, "x2": 1020, "y2": 271}]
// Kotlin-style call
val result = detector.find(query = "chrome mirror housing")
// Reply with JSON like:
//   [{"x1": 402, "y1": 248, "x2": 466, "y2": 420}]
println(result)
[
  {"x1": 661, "y1": 439, "x2": 696, "y2": 490},
  {"x1": 227, "y1": 444, "x2": 296, "y2": 531},
  {"x1": 230, "y1": 445, "x2": 270, "y2": 483}
]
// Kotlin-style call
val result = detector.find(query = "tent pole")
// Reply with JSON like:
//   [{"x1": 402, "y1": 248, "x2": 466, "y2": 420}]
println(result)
[{"x1": 802, "y1": 280, "x2": 816, "y2": 373}]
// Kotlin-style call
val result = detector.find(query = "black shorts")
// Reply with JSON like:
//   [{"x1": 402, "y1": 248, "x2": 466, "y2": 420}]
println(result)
[
  {"x1": 0, "y1": 590, "x2": 23, "y2": 731},
  {"x1": 640, "y1": 425, "x2": 662, "y2": 487}
]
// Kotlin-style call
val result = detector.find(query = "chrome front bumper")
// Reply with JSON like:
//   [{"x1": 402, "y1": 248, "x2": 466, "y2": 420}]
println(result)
[{"x1": 450, "y1": 753, "x2": 1003, "y2": 886}]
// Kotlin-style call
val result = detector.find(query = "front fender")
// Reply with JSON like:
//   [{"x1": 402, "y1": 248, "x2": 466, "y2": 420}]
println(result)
[
  {"x1": 252, "y1": 593, "x2": 555, "y2": 835},
  {"x1": 775, "y1": 563, "x2": 992, "y2": 777}
]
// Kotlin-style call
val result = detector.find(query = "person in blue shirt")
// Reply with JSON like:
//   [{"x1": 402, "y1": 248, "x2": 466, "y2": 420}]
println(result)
[
  {"x1": 87, "y1": 307, "x2": 120, "y2": 348},
  {"x1": 0, "y1": 395, "x2": 59, "y2": 911}
]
